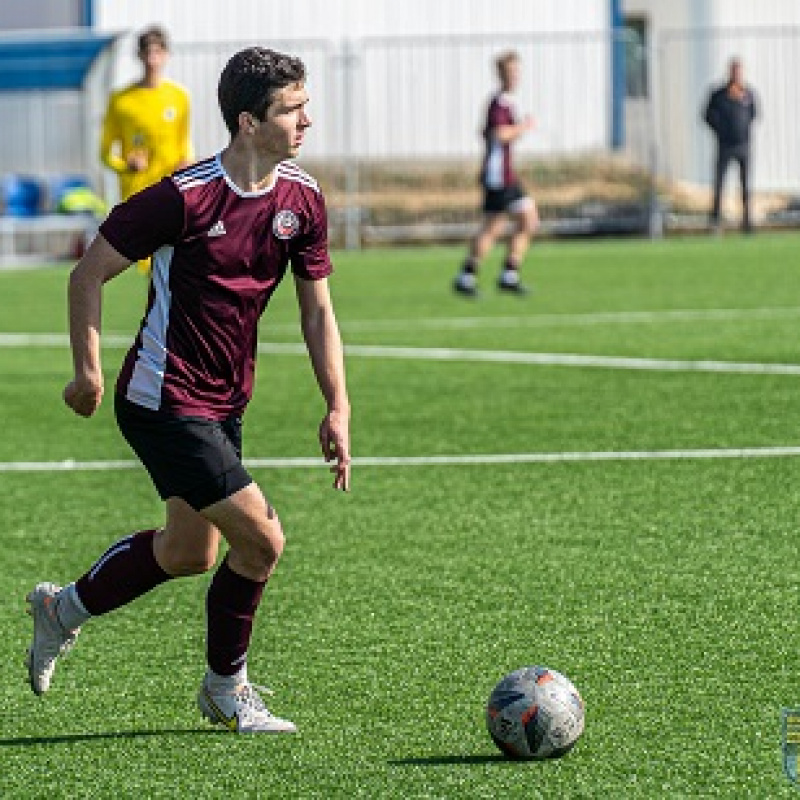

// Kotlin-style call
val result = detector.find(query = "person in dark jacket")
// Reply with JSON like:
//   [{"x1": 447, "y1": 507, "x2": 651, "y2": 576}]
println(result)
[{"x1": 704, "y1": 58, "x2": 758, "y2": 232}]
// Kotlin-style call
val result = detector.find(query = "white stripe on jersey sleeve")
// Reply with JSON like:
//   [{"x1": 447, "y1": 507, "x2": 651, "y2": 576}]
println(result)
[
  {"x1": 276, "y1": 161, "x2": 320, "y2": 192},
  {"x1": 173, "y1": 159, "x2": 222, "y2": 190}
]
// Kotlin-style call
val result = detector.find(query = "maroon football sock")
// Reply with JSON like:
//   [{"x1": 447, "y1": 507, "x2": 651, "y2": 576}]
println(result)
[
  {"x1": 75, "y1": 529, "x2": 171, "y2": 616},
  {"x1": 206, "y1": 557, "x2": 266, "y2": 677}
]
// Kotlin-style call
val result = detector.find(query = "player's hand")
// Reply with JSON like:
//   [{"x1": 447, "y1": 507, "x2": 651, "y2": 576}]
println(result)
[
  {"x1": 319, "y1": 408, "x2": 351, "y2": 491},
  {"x1": 63, "y1": 374, "x2": 104, "y2": 417},
  {"x1": 126, "y1": 151, "x2": 149, "y2": 172}
]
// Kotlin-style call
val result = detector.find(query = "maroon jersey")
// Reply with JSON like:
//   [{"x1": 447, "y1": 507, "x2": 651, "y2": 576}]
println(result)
[
  {"x1": 481, "y1": 92, "x2": 517, "y2": 190},
  {"x1": 101, "y1": 154, "x2": 332, "y2": 420}
]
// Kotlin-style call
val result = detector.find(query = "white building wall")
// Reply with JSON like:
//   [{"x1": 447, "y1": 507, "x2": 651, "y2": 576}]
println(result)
[
  {"x1": 93, "y1": 0, "x2": 611, "y2": 166},
  {"x1": 626, "y1": 0, "x2": 800, "y2": 193},
  {"x1": 709, "y1": 0, "x2": 800, "y2": 27},
  {"x1": 704, "y1": 0, "x2": 800, "y2": 193},
  {"x1": 94, "y1": 0, "x2": 607, "y2": 43}
]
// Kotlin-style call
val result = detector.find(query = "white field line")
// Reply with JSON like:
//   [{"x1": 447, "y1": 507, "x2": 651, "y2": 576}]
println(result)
[
  {"x1": 5, "y1": 446, "x2": 800, "y2": 473},
  {"x1": 3, "y1": 305, "x2": 800, "y2": 344},
  {"x1": 2, "y1": 332, "x2": 800, "y2": 375},
  {"x1": 0, "y1": 333, "x2": 130, "y2": 347},
  {"x1": 332, "y1": 306, "x2": 800, "y2": 332},
  {"x1": 300, "y1": 344, "x2": 800, "y2": 375}
]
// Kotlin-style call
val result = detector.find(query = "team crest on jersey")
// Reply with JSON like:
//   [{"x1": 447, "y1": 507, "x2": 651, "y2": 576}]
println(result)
[
  {"x1": 273, "y1": 210, "x2": 300, "y2": 240},
  {"x1": 163, "y1": 106, "x2": 177, "y2": 121}
]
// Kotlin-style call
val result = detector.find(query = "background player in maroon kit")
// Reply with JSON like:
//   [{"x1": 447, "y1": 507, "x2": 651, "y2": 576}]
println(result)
[
  {"x1": 25, "y1": 47, "x2": 350, "y2": 734},
  {"x1": 454, "y1": 50, "x2": 539, "y2": 297}
]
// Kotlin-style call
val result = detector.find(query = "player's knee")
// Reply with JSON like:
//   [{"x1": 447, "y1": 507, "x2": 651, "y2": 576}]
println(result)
[
  {"x1": 260, "y1": 512, "x2": 285, "y2": 564},
  {"x1": 179, "y1": 553, "x2": 218, "y2": 576},
  {"x1": 160, "y1": 545, "x2": 218, "y2": 577},
  {"x1": 155, "y1": 525, "x2": 219, "y2": 577},
  {"x1": 245, "y1": 505, "x2": 285, "y2": 569}
]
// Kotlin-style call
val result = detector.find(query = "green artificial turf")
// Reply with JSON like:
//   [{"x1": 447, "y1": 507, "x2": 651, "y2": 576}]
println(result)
[{"x1": 2, "y1": 233, "x2": 800, "y2": 798}]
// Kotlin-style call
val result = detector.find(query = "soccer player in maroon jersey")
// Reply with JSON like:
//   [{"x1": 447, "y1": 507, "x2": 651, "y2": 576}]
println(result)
[
  {"x1": 25, "y1": 47, "x2": 350, "y2": 734},
  {"x1": 454, "y1": 50, "x2": 539, "y2": 297}
]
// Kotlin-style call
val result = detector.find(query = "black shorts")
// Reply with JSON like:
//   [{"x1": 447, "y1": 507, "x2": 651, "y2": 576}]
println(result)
[
  {"x1": 482, "y1": 183, "x2": 530, "y2": 214},
  {"x1": 114, "y1": 394, "x2": 253, "y2": 511}
]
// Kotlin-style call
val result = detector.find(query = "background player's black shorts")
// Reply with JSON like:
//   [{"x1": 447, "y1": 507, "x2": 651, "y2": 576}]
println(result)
[
  {"x1": 114, "y1": 394, "x2": 253, "y2": 511},
  {"x1": 482, "y1": 183, "x2": 530, "y2": 214}
]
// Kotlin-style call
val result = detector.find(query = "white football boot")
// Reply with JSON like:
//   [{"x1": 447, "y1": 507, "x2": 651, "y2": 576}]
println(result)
[
  {"x1": 453, "y1": 270, "x2": 479, "y2": 297},
  {"x1": 197, "y1": 681, "x2": 297, "y2": 734},
  {"x1": 497, "y1": 269, "x2": 530, "y2": 295},
  {"x1": 25, "y1": 582, "x2": 81, "y2": 695}
]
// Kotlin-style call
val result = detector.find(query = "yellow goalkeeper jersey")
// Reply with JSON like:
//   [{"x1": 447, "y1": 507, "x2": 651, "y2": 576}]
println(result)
[{"x1": 100, "y1": 80, "x2": 194, "y2": 200}]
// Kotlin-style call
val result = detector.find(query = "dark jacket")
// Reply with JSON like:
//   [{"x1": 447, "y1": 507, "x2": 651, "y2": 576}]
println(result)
[{"x1": 704, "y1": 83, "x2": 758, "y2": 148}]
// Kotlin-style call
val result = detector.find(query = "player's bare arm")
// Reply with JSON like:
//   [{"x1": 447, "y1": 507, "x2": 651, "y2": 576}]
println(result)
[
  {"x1": 294, "y1": 275, "x2": 351, "y2": 491},
  {"x1": 64, "y1": 235, "x2": 133, "y2": 417},
  {"x1": 494, "y1": 115, "x2": 535, "y2": 144}
]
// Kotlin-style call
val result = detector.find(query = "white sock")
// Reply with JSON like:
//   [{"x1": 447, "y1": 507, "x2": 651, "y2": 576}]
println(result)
[
  {"x1": 205, "y1": 664, "x2": 248, "y2": 692},
  {"x1": 55, "y1": 583, "x2": 91, "y2": 631}
]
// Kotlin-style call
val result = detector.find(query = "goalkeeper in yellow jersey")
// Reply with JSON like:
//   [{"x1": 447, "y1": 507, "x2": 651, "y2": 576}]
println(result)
[{"x1": 100, "y1": 25, "x2": 194, "y2": 203}]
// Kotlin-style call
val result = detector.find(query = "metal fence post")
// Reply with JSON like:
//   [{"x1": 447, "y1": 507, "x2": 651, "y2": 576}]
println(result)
[
  {"x1": 340, "y1": 38, "x2": 361, "y2": 250},
  {"x1": 647, "y1": 31, "x2": 663, "y2": 238},
  {"x1": 610, "y1": 0, "x2": 625, "y2": 150}
]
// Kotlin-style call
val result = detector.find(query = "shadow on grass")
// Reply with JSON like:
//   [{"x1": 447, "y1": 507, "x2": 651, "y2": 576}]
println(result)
[
  {"x1": 389, "y1": 754, "x2": 511, "y2": 766},
  {"x1": 0, "y1": 728, "x2": 225, "y2": 747}
]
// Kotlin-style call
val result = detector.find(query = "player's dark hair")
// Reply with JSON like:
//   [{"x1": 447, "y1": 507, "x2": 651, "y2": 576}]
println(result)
[
  {"x1": 137, "y1": 25, "x2": 170, "y2": 54},
  {"x1": 218, "y1": 47, "x2": 307, "y2": 137}
]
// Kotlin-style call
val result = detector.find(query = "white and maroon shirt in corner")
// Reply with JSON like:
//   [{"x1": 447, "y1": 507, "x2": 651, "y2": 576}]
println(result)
[
  {"x1": 100, "y1": 154, "x2": 332, "y2": 421},
  {"x1": 481, "y1": 92, "x2": 518, "y2": 190}
]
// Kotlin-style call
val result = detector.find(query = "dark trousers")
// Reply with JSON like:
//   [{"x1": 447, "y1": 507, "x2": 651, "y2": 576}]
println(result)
[{"x1": 711, "y1": 144, "x2": 751, "y2": 229}]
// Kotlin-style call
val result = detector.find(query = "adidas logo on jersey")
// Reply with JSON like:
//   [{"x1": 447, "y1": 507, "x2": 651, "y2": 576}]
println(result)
[{"x1": 207, "y1": 220, "x2": 226, "y2": 237}]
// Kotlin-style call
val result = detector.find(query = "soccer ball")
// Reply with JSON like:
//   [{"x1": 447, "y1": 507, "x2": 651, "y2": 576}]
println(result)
[{"x1": 486, "y1": 665, "x2": 584, "y2": 759}]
